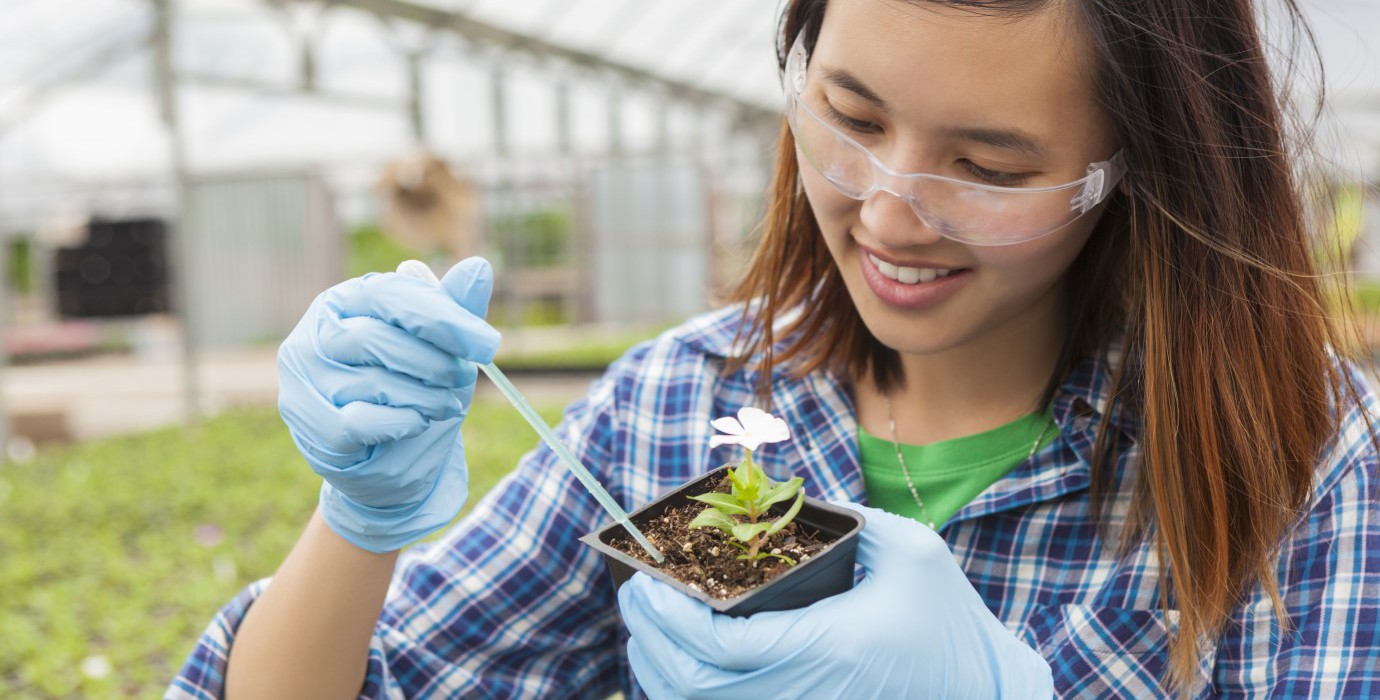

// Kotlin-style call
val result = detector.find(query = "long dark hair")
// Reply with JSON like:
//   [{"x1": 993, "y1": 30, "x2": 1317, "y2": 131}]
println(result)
[{"x1": 727, "y1": 0, "x2": 1363, "y2": 692}]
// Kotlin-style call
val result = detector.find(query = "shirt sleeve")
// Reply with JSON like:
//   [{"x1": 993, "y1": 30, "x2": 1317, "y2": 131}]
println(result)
[
  {"x1": 165, "y1": 349, "x2": 643, "y2": 700},
  {"x1": 1211, "y1": 407, "x2": 1380, "y2": 695}
]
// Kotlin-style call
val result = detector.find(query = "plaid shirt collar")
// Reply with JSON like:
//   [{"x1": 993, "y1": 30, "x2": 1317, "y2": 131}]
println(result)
[{"x1": 677, "y1": 308, "x2": 1142, "y2": 524}]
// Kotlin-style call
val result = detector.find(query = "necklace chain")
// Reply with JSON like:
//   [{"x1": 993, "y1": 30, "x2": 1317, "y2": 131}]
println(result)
[{"x1": 882, "y1": 396, "x2": 1054, "y2": 530}]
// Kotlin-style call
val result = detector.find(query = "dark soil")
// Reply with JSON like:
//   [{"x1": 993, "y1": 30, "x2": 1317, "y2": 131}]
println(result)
[{"x1": 609, "y1": 476, "x2": 836, "y2": 599}]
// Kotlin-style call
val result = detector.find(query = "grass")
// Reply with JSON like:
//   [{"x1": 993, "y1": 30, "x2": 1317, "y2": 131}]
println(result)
[
  {"x1": 0, "y1": 398, "x2": 563, "y2": 699},
  {"x1": 345, "y1": 224, "x2": 426, "y2": 281},
  {"x1": 1352, "y1": 279, "x2": 1380, "y2": 314},
  {"x1": 492, "y1": 329, "x2": 661, "y2": 372}
]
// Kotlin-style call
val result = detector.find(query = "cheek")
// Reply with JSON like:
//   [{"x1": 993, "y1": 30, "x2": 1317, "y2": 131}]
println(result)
[
  {"x1": 977, "y1": 220, "x2": 1098, "y2": 284},
  {"x1": 798, "y1": 157, "x2": 859, "y2": 237}
]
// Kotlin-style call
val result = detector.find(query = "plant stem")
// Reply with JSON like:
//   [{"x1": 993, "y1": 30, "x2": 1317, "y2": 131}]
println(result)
[{"x1": 745, "y1": 448, "x2": 759, "y2": 521}]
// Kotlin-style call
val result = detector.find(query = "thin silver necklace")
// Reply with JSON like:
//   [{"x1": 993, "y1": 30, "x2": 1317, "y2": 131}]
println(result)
[{"x1": 883, "y1": 396, "x2": 1054, "y2": 529}]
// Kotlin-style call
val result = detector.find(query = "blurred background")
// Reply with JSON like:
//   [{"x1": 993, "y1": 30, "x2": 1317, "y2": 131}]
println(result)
[{"x1": 0, "y1": 0, "x2": 1375, "y2": 697}]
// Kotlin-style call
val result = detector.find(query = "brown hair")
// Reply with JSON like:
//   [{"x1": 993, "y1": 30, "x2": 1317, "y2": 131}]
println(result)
[{"x1": 728, "y1": 0, "x2": 1367, "y2": 692}]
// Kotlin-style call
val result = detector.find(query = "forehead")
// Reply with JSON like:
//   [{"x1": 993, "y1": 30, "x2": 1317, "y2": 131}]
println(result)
[{"x1": 813, "y1": 0, "x2": 1107, "y2": 151}]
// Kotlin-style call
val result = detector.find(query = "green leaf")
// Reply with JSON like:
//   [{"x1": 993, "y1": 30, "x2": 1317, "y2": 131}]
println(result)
[
  {"x1": 766, "y1": 490, "x2": 805, "y2": 536},
  {"x1": 755, "y1": 477, "x2": 803, "y2": 510},
  {"x1": 767, "y1": 551, "x2": 797, "y2": 566},
  {"x1": 731, "y1": 521, "x2": 774, "y2": 543},
  {"x1": 688, "y1": 493, "x2": 750, "y2": 516},
  {"x1": 749, "y1": 461, "x2": 772, "y2": 487},
  {"x1": 732, "y1": 459, "x2": 757, "y2": 501},
  {"x1": 727, "y1": 463, "x2": 747, "y2": 494},
  {"x1": 688, "y1": 508, "x2": 738, "y2": 534}
]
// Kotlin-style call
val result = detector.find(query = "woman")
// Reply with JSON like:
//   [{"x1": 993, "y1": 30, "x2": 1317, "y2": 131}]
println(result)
[{"x1": 169, "y1": 0, "x2": 1380, "y2": 698}]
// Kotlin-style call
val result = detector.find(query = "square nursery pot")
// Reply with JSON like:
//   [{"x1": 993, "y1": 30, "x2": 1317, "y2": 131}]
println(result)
[{"x1": 581, "y1": 464, "x2": 866, "y2": 617}]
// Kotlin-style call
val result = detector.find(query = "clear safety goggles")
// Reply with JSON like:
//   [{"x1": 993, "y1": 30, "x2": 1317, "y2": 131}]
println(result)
[{"x1": 784, "y1": 33, "x2": 1126, "y2": 246}]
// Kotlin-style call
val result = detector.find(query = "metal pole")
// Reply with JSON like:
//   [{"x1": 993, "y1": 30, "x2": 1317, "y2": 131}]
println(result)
[
  {"x1": 607, "y1": 85, "x2": 623, "y2": 157},
  {"x1": 555, "y1": 77, "x2": 572, "y2": 158},
  {"x1": 488, "y1": 58, "x2": 517, "y2": 327},
  {"x1": 0, "y1": 225, "x2": 9, "y2": 458},
  {"x1": 655, "y1": 97, "x2": 671, "y2": 159},
  {"x1": 152, "y1": 0, "x2": 202, "y2": 423},
  {"x1": 407, "y1": 50, "x2": 426, "y2": 143},
  {"x1": 490, "y1": 60, "x2": 508, "y2": 156}
]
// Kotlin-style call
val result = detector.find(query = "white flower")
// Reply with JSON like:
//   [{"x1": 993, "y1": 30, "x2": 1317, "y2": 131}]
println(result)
[
  {"x1": 709, "y1": 407, "x2": 791, "y2": 451},
  {"x1": 81, "y1": 655, "x2": 112, "y2": 679}
]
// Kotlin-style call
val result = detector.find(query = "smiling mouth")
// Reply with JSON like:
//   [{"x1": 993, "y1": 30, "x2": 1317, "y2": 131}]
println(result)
[{"x1": 865, "y1": 253, "x2": 970, "y2": 285}]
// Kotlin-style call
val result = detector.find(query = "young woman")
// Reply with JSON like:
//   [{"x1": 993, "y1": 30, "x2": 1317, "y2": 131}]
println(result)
[{"x1": 169, "y1": 0, "x2": 1380, "y2": 698}]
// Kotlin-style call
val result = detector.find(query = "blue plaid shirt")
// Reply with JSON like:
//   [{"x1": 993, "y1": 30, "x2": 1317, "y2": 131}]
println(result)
[{"x1": 168, "y1": 305, "x2": 1380, "y2": 699}]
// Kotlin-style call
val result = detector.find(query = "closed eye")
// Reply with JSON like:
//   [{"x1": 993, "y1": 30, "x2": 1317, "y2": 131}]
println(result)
[
  {"x1": 824, "y1": 104, "x2": 881, "y2": 135},
  {"x1": 958, "y1": 159, "x2": 1033, "y2": 187}
]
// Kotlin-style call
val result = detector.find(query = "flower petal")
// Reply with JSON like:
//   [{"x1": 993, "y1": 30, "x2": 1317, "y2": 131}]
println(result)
[
  {"x1": 710, "y1": 435, "x2": 745, "y2": 449},
  {"x1": 759, "y1": 417, "x2": 791, "y2": 445},
  {"x1": 736, "y1": 407, "x2": 774, "y2": 434},
  {"x1": 735, "y1": 407, "x2": 791, "y2": 446},
  {"x1": 710, "y1": 416, "x2": 746, "y2": 435}
]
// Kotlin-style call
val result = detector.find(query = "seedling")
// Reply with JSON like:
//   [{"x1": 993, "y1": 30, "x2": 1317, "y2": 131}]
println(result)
[
  {"x1": 688, "y1": 408, "x2": 805, "y2": 565},
  {"x1": 583, "y1": 404, "x2": 866, "y2": 612}
]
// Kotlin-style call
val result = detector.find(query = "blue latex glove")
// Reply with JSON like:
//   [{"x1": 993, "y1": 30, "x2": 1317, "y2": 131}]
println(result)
[
  {"x1": 277, "y1": 257, "x2": 500, "y2": 553},
  {"x1": 617, "y1": 502, "x2": 1053, "y2": 699}
]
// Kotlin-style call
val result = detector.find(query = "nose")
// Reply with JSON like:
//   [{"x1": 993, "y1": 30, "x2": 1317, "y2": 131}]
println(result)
[{"x1": 858, "y1": 188, "x2": 945, "y2": 247}]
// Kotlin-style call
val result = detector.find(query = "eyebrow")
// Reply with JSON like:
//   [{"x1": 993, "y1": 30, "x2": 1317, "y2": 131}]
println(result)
[
  {"x1": 820, "y1": 67, "x2": 888, "y2": 110},
  {"x1": 941, "y1": 126, "x2": 1048, "y2": 159},
  {"x1": 818, "y1": 66, "x2": 1048, "y2": 159}
]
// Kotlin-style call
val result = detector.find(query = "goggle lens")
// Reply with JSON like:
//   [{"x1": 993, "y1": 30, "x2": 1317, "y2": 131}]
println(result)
[{"x1": 784, "y1": 35, "x2": 1124, "y2": 246}]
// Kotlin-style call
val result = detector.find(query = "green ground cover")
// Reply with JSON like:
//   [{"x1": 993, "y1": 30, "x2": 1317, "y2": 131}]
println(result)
[
  {"x1": 0, "y1": 398, "x2": 563, "y2": 699},
  {"x1": 493, "y1": 329, "x2": 660, "y2": 371}
]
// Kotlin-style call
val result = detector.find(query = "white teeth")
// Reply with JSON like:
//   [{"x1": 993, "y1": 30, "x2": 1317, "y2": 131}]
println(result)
[{"x1": 868, "y1": 254, "x2": 954, "y2": 285}]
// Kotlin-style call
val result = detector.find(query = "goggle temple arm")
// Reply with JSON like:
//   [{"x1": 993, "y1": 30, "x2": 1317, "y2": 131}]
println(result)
[{"x1": 1071, "y1": 151, "x2": 1127, "y2": 214}]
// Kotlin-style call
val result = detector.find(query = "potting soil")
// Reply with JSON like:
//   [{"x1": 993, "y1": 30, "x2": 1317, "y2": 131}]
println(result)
[{"x1": 608, "y1": 477, "x2": 835, "y2": 599}]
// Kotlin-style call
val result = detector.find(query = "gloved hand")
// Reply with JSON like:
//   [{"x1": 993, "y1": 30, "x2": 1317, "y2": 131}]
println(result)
[
  {"x1": 617, "y1": 502, "x2": 1053, "y2": 699},
  {"x1": 277, "y1": 257, "x2": 500, "y2": 553}
]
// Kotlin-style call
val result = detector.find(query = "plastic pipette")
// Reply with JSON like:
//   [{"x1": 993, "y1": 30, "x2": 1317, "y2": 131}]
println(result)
[
  {"x1": 476, "y1": 361, "x2": 664, "y2": 563},
  {"x1": 395, "y1": 261, "x2": 665, "y2": 564}
]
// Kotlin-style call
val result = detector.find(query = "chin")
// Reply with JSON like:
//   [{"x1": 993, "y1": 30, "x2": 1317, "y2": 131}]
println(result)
[
  {"x1": 851, "y1": 296, "x2": 966, "y2": 357},
  {"x1": 870, "y1": 325, "x2": 964, "y2": 358}
]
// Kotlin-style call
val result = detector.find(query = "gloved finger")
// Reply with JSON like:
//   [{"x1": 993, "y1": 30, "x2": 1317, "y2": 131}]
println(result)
[
  {"x1": 318, "y1": 314, "x2": 478, "y2": 390},
  {"x1": 324, "y1": 433, "x2": 470, "y2": 530},
  {"x1": 830, "y1": 500, "x2": 947, "y2": 575},
  {"x1": 626, "y1": 624, "x2": 770, "y2": 700},
  {"x1": 327, "y1": 273, "x2": 500, "y2": 365},
  {"x1": 626, "y1": 636, "x2": 690, "y2": 700},
  {"x1": 395, "y1": 259, "x2": 439, "y2": 284},
  {"x1": 619, "y1": 573, "x2": 810, "y2": 673},
  {"x1": 397, "y1": 258, "x2": 492, "y2": 321},
  {"x1": 440, "y1": 257, "x2": 495, "y2": 320},
  {"x1": 316, "y1": 412, "x2": 463, "y2": 505},
  {"x1": 279, "y1": 354, "x2": 429, "y2": 452},
  {"x1": 282, "y1": 391, "x2": 429, "y2": 458},
  {"x1": 323, "y1": 365, "x2": 464, "y2": 423},
  {"x1": 337, "y1": 401, "x2": 440, "y2": 446}
]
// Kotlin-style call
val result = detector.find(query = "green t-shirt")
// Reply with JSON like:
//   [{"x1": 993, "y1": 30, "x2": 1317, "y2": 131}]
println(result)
[{"x1": 858, "y1": 411, "x2": 1058, "y2": 528}]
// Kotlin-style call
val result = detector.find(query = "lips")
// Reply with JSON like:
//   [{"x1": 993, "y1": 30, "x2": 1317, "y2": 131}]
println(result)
[{"x1": 856, "y1": 246, "x2": 971, "y2": 310}]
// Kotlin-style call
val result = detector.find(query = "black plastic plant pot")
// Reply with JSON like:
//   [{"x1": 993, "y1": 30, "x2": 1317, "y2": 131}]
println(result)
[{"x1": 580, "y1": 464, "x2": 866, "y2": 617}]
